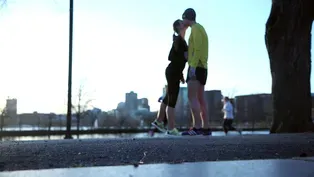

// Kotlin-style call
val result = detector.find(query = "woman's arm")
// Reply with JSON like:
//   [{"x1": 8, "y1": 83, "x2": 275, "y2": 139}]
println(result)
[
  {"x1": 184, "y1": 52, "x2": 188, "y2": 61},
  {"x1": 173, "y1": 37, "x2": 187, "y2": 55},
  {"x1": 158, "y1": 96, "x2": 163, "y2": 103},
  {"x1": 168, "y1": 47, "x2": 174, "y2": 61},
  {"x1": 180, "y1": 73, "x2": 185, "y2": 84}
]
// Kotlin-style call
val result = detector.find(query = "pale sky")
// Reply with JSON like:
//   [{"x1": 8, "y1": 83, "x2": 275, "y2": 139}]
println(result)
[{"x1": 0, "y1": 0, "x2": 313, "y2": 113}]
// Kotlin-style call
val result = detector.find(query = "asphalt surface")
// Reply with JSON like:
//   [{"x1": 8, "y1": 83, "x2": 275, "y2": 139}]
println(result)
[{"x1": 0, "y1": 133, "x2": 314, "y2": 171}]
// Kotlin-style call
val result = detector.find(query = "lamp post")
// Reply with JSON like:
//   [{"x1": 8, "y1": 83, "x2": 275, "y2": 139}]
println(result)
[{"x1": 64, "y1": 0, "x2": 74, "y2": 139}]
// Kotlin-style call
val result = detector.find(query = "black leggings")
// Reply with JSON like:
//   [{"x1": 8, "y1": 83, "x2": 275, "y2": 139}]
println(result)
[
  {"x1": 162, "y1": 73, "x2": 180, "y2": 108},
  {"x1": 223, "y1": 119, "x2": 236, "y2": 133}
]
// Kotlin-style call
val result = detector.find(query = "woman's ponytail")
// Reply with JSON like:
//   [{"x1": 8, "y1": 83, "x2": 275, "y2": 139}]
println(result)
[
  {"x1": 173, "y1": 33, "x2": 177, "y2": 41},
  {"x1": 172, "y1": 19, "x2": 181, "y2": 41}
]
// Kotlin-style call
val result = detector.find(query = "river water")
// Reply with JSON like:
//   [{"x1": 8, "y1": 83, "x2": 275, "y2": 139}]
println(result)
[{"x1": 0, "y1": 130, "x2": 269, "y2": 141}]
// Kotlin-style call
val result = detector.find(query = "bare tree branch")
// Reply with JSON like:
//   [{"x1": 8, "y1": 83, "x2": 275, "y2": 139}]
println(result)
[
  {"x1": 0, "y1": 0, "x2": 7, "y2": 9},
  {"x1": 72, "y1": 82, "x2": 95, "y2": 131}
]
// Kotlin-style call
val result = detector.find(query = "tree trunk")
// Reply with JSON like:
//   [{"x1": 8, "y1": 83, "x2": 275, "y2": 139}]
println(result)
[
  {"x1": 0, "y1": 115, "x2": 3, "y2": 132},
  {"x1": 76, "y1": 113, "x2": 80, "y2": 139},
  {"x1": 265, "y1": 0, "x2": 314, "y2": 133}
]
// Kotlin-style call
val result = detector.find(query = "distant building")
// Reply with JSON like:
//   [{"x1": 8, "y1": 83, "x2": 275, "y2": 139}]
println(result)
[
  {"x1": 117, "y1": 102, "x2": 126, "y2": 110},
  {"x1": 18, "y1": 112, "x2": 62, "y2": 126},
  {"x1": 91, "y1": 107, "x2": 102, "y2": 114},
  {"x1": 108, "y1": 109, "x2": 119, "y2": 118},
  {"x1": 177, "y1": 87, "x2": 190, "y2": 126},
  {"x1": 162, "y1": 86, "x2": 190, "y2": 127},
  {"x1": 162, "y1": 86, "x2": 226, "y2": 127},
  {"x1": 84, "y1": 108, "x2": 102, "y2": 125},
  {"x1": 204, "y1": 90, "x2": 223, "y2": 122},
  {"x1": 234, "y1": 94, "x2": 272, "y2": 122},
  {"x1": 6, "y1": 98, "x2": 17, "y2": 119},
  {"x1": 138, "y1": 98, "x2": 150, "y2": 111},
  {"x1": 125, "y1": 91, "x2": 138, "y2": 113},
  {"x1": 116, "y1": 102, "x2": 127, "y2": 117},
  {"x1": 162, "y1": 85, "x2": 167, "y2": 97}
]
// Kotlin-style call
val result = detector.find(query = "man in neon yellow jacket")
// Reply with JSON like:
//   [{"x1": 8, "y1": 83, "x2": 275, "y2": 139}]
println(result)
[{"x1": 181, "y1": 8, "x2": 212, "y2": 136}]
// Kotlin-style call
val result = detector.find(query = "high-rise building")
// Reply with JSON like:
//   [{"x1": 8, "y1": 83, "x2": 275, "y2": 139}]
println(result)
[
  {"x1": 162, "y1": 85, "x2": 167, "y2": 96},
  {"x1": 162, "y1": 87, "x2": 223, "y2": 125},
  {"x1": 204, "y1": 90, "x2": 223, "y2": 122},
  {"x1": 176, "y1": 87, "x2": 190, "y2": 127},
  {"x1": 234, "y1": 94, "x2": 272, "y2": 122},
  {"x1": 125, "y1": 91, "x2": 138, "y2": 113},
  {"x1": 163, "y1": 87, "x2": 191, "y2": 127},
  {"x1": 6, "y1": 98, "x2": 17, "y2": 119},
  {"x1": 138, "y1": 98, "x2": 150, "y2": 111}
]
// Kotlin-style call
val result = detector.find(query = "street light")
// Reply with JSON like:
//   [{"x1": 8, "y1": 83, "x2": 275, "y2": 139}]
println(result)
[{"x1": 64, "y1": 0, "x2": 74, "y2": 139}]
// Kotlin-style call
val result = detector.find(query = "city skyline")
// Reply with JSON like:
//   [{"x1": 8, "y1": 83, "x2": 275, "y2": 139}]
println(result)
[
  {"x1": 0, "y1": 0, "x2": 313, "y2": 113},
  {"x1": 2, "y1": 90, "x2": 274, "y2": 128},
  {"x1": 1, "y1": 89, "x2": 270, "y2": 115}
]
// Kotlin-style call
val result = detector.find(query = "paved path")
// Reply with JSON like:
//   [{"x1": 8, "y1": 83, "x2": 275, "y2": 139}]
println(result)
[
  {"x1": 0, "y1": 133, "x2": 314, "y2": 171},
  {"x1": 1, "y1": 158, "x2": 314, "y2": 177}
]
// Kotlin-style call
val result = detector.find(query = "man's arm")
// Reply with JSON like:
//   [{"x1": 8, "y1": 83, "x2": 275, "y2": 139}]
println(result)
[{"x1": 189, "y1": 27, "x2": 203, "y2": 68}]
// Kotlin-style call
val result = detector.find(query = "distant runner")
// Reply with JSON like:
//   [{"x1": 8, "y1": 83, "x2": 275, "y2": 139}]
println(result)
[{"x1": 222, "y1": 96, "x2": 242, "y2": 135}]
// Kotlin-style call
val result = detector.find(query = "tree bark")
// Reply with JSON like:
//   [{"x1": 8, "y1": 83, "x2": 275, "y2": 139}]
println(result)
[
  {"x1": 265, "y1": 0, "x2": 314, "y2": 133},
  {"x1": 76, "y1": 113, "x2": 80, "y2": 139}
]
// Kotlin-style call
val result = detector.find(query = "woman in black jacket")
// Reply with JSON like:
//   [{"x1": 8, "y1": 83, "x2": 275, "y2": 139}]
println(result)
[{"x1": 152, "y1": 19, "x2": 188, "y2": 136}]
